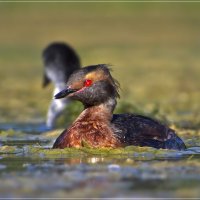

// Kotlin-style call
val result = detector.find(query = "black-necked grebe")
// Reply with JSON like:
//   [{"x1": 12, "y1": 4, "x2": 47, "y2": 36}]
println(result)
[
  {"x1": 42, "y1": 42, "x2": 81, "y2": 128},
  {"x1": 53, "y1": 64, "x2": 186, "y2": 150}
]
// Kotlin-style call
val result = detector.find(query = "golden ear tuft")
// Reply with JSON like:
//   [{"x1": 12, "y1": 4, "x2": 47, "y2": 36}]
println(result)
[
  {"x1": 85, "y1": 70, "x2": 105, "y2": 81},
  {"x1": 85, "y1": 72, "x2": 96, "y2": 80}
]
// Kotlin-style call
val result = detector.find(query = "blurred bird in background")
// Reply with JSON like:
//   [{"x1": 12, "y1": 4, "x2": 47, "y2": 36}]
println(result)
[{"x1": 42, "y1": 42, "x2": 81, "y2": 129}]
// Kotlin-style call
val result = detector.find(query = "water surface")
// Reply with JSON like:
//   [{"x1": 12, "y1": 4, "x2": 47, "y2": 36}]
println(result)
[{"x1": 0, "y1": 123, "x2": 200, "y2": 198}]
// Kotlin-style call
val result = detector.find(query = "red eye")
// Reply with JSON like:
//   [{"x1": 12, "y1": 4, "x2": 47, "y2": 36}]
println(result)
[{"x1": 84, "y1": 79, "x2": 92, "y2": 87}]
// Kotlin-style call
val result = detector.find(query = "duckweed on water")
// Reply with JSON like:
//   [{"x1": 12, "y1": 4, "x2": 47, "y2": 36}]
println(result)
[
  {"x1": 25, "y1": 145, "x2": 157, "y2": 156},
  {"x1": 0, "y1": 145, "x2": 22, "y2": 154},
  {"x1": 0, "y1": 143, "x2": 162, "y2": 157},
  {"x1": 0, "y1": 129, "x2": 25, "y2": 138},
  {"x1": 0, "y1": 144, "x2": 187, "y2": 161}
]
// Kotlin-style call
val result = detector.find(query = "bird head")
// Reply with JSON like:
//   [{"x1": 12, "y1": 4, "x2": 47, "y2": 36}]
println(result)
[{"x1": 54, "y1": 64, "x2": 120, "y2": 107}]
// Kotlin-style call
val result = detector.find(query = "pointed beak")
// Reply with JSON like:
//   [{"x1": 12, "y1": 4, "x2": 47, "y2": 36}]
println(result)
[{"x1": 54, "y1": 87, "x2": 77, "y2": 99}]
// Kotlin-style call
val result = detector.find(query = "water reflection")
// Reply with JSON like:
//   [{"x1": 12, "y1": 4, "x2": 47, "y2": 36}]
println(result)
[{"x1": 87, "y1": 157, "x2": 105, "y2": 164}]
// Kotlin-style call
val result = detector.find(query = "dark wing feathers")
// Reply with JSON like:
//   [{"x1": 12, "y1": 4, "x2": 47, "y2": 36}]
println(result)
[{"x1": 112, "y1": 114, "x2": 186, "y2": 150}]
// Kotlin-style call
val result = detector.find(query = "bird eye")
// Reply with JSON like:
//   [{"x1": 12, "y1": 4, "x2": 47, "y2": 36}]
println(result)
[{"x1": 84, "y1": 79, "x2": 93, "y2": 87}]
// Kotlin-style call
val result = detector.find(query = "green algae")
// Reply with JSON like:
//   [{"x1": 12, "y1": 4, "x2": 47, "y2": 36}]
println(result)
[
  {"x1": 0, "y1": 129, "x2": 25, "y2": 138},
  {"x1": 25, "y1": 146, "x2": 83, "y2": 156},
  {"x1": 21, "y1": 144, "x2": 182, "y2": 161},
  {"x1": 0, "y1": 145, "x2": 22, "y2": 154},
  {"x1": 25, "y1": 145, "x2": 151, "y2": 156},
  {"x1": 0, "y1": 142, "x2": 170, "y2": 158}
]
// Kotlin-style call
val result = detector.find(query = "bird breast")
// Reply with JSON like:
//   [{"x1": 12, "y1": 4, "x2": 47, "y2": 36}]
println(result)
[{"x1": 64, "y1": 119, "x2": 121, "y2": 148}]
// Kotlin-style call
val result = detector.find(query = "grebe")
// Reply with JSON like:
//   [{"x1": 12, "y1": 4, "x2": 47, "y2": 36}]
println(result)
[
  {"x1": 42, "y1": 42, "x2": 81, "y2": 129},
  {"x1": 53, "y1": 64, "x2": 186, "y2": 150}
]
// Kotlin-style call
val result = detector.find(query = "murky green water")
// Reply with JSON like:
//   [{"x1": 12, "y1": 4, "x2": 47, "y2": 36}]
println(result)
[{"x1": 0, "y1": 123, "x2": 200, "y2": 198}]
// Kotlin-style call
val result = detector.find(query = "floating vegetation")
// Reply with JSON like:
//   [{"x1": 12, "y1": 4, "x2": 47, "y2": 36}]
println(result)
[
  {"x1": 0, "y1": 145, "x2": 22, "y2": 154},
  {"x1": 0, "y1": 129, "x2": 24, "y2": 138}
]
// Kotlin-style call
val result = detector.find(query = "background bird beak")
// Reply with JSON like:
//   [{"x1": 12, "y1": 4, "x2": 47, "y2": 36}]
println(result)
[{"x1": 54, "y1": 88, "x2": 77, "y2": 99}]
